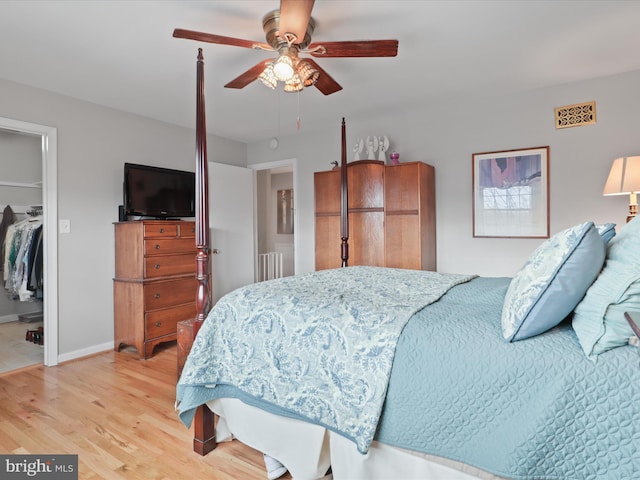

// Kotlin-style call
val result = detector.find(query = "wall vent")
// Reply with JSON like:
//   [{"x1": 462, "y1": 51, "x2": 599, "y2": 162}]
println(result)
[{"x1": 555, "y1": 101, "x2": 596, "y2": 129}]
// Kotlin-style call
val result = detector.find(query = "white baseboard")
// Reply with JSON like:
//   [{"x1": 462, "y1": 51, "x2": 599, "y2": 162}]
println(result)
[
  {"x1": 0, "y1": 311, "x2": 44, "y2": 324},
  {"x1": 0, "y1": 314, "x2": 19, "y2": 324},
  {"x1": 57, "y1": 341, "x2": 113, "y2": 364}
]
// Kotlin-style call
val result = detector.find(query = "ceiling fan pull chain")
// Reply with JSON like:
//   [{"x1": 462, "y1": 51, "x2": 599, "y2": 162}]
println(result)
[
  {"x1": 278, "y1": 88, "x2": 282, "y2": 138},
  {"x1": 297, "y1": 90, "x2": 301, "y2": 130}
]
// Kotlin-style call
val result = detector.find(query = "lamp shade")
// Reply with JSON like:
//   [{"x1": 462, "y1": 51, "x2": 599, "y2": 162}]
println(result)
[
  {"x1": 603, "y1": 156, "x2": 640, "y2": 195},
  {"x1": 283, "y1": 74, "x2": 303, "y2": 93},
  {"x1": 297, "y1": 60, "x2": 319, "y2": 87},
  {"x1": 258, "y1": 63, "x2": 277, "y2": 90},
  {"x1": 273, "y1": 55, "x2": 295, "y2": 81}
]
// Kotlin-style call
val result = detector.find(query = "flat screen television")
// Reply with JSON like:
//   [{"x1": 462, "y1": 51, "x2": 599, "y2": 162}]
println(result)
[{"x1": 123, "y1": 162, "x2": 195, "y2": 219}]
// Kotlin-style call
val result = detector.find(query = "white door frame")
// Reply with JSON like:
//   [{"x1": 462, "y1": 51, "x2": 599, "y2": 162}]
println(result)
[
  {"x1": 248, "y1": 158, "x2": 299, "y2": 276},
  {"x1": 0, "y1": 116, "x2": 58, "y2": 366}
]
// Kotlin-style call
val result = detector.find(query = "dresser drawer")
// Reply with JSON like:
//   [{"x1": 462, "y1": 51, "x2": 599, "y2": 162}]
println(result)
[
  {"x1": 179, "y1": 223, "x2": 196, "y2": 237},
  {"x1": 144, "y1": 238, "x2": 195, "y2": 255},
  {"x1": 144, "y1": 253, "x2": 196, "y2": 278},
  {"x1": 144, "y1": 223, "x2": 179, "y2": 237},
  {"x1": 145, "y1": 303, "x2": 197, "y2": 339},
  {"x1": 144, "y1": 277, "x2": 197, "y2": 310}
]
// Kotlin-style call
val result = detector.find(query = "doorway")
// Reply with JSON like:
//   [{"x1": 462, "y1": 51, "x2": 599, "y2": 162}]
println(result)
[
  {"x1": 250, "y1": 159, "x2": 299, "y2": 279},
  {"x1": 0, "y1": 116, "x2": 58, "y2": 370},
  {"x1": 0, "y1": 129, "x2": 43, "y2": 372}
]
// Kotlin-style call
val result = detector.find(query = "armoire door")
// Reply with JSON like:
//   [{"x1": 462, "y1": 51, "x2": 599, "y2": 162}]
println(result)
[{"x1": 314, "y1": 161, "x2": 385, "y2": 270}]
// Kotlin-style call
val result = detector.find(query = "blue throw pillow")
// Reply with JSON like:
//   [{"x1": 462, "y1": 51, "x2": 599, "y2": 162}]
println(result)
[
  {"x1": 502, "y1": 222, "x2": 606, "y2": 342},
  {"x1": 596, "y1": 223, "x2": 616, "y2": 244},
  {"x1": 573, "y1": 216, "x2": 640, "y2": 358}
]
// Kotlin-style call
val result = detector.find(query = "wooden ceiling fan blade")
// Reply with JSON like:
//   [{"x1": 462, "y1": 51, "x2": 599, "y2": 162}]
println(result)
[
  {"x1": 305, "y1": 59, "x2": 342, "y2": 96},
  {"x1": 224, "y1": 59, "x2": 274, "y2": 89},
  {"x1": 173, "y1": 28, "x2": 271, "y2": 50},
  {"x1": 278, "y1": 0, "x2": 315, "y2": 44},
  {"x1": 308, "y1": 40, "x2": 398, "y2": 58}
]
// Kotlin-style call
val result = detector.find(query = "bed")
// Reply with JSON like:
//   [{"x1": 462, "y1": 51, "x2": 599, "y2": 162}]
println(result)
[{"x1": 176, "y1": 50, "x2": 640, "y2": 480}]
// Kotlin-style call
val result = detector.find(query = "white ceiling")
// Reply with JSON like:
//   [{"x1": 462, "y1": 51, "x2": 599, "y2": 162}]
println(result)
[{"x1": 2, "y1": 1, "x2": 640, "y2": 144}]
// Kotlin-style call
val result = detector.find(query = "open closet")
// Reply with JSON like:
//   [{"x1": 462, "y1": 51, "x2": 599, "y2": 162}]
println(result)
[{"x1": 0, "y1": 128, "x2": 44, "y2": 373}]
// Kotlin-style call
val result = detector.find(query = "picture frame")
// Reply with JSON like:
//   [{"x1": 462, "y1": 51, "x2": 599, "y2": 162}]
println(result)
[{"x1": 472, "y1": 146, "x2": 549, "y2": 238}]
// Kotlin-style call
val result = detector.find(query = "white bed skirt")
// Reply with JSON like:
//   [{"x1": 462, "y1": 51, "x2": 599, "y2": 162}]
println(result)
[{"x1": 207, "y1": 398, "x2": 503, "y2": 480}]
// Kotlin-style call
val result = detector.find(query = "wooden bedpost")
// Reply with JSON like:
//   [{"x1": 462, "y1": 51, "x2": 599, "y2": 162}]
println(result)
[
  {"x1": 194, "y1": 47, "x2": 211, "y2": 326},
  {"x1": 176, "y1": 48, "x2": 216, "y2": 456},
  {"x1": 340, "y1": 117, "x2": 349, "y2": 267}
]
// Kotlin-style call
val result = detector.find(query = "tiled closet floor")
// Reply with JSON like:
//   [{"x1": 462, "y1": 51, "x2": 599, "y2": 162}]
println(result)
[{"x1": 0, "y1": 320, "x2": 43, "y2": 373}]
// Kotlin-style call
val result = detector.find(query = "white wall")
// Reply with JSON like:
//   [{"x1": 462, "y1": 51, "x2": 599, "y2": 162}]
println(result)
[
  {"x1": 247, "y1": 69, "x2": 640, "y2": 277},
  {"x1": 0, "y1": 129, "x2": 42, "y2": 195},
  {"x1": 256, "y1": 169, "x2": 269, "y2": 255},
  {"x1": 0, "y1": 78, "x2": 247, "y2": 359}
]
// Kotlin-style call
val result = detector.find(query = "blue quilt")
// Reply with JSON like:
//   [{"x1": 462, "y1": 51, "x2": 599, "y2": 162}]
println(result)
[
  {"x1": 377, "y1": 277, "x2": 640, "y2": 480},
  {"x1": 176, "y1": 266, "x2": 475, "y2": 453}
]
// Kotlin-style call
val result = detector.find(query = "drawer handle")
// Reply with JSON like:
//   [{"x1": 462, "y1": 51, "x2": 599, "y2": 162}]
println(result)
[
  {"x1": 155, "y1": 321, "x2": 162, "y2": 327},
  {"x1": 154, "y1": 293, "x2": 160, "y2": 299},
  {"x1": 154, "y1": 264, "x2": 161, "y2": 269},
  {"x1": 154, "y1": 244, "x2": 160, "y2": 250},
  {"x1": 159, "y1": 228, "x2": 164, "y2": 233}
]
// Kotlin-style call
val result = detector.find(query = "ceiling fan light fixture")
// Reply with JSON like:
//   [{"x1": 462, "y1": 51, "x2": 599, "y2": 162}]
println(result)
[
  {"x1": 273, "y1": 54, "x2": 295, "y2": 81},
  {"x1": 258, "y1": 62, "x2": 277, "y2": 89},
  {"x1": 175, "y1": 0, "x2": 398, "y2": 97},
  {"x1": 296, "y1": 60, "x2": 319, "y2": 87}
]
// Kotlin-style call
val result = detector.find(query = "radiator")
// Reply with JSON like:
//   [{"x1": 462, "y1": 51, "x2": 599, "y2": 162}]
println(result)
[{"x1": 258, "y1": 252, "x2": 283, "y2": 282}]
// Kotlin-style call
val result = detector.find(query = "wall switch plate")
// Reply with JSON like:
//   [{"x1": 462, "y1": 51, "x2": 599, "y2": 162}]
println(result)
[{"x1": 59, "y1": 219, "x2": 71, "y2": 234}]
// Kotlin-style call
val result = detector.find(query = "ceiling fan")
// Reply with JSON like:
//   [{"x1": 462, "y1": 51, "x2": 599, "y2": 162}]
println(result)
[{"x1": 173, "y1": 0, "x2": 398, "y2": 95}]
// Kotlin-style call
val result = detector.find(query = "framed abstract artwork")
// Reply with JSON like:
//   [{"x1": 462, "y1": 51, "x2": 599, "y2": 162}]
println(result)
[{"x1": 472, "y1": 146, "x2": 549, "y2": 238}]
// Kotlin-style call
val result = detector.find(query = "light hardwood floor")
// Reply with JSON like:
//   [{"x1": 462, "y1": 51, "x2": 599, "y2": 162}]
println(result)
[{"x1": 0, "y1": 343, "x2": 293, "y2": 480}]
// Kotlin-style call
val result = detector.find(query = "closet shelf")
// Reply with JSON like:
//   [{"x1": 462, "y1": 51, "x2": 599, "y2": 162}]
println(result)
[
  {"x1": 1, "y1": 205, "x2": 39, "y2": 215},
  {"x1": 0, "y1": 181, "x2": 42, "y2": 188}
]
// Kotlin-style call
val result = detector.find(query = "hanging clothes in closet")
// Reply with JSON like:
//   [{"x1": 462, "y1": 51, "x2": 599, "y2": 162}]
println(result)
[
  {"x1": 3, "y1": 210, "x2": 43, "y2": 301},
  {"x1": 0, "y1": 205, "x2": 15, "y2": 271}
]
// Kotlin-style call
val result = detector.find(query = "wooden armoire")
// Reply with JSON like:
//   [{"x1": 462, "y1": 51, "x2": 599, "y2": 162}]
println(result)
[{"x1": 314, "y1": 160, "x2": 436, "y2": 271}]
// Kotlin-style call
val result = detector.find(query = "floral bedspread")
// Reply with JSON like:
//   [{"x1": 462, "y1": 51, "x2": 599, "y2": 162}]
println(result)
[{"x1": 177, "y1": 266, "x2": 475, "y2": 453}]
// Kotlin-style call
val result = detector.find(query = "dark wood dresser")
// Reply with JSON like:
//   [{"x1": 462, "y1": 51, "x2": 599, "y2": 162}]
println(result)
[{"x1": 113, "y1": 220, "x2": 197, "y2": 359}]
